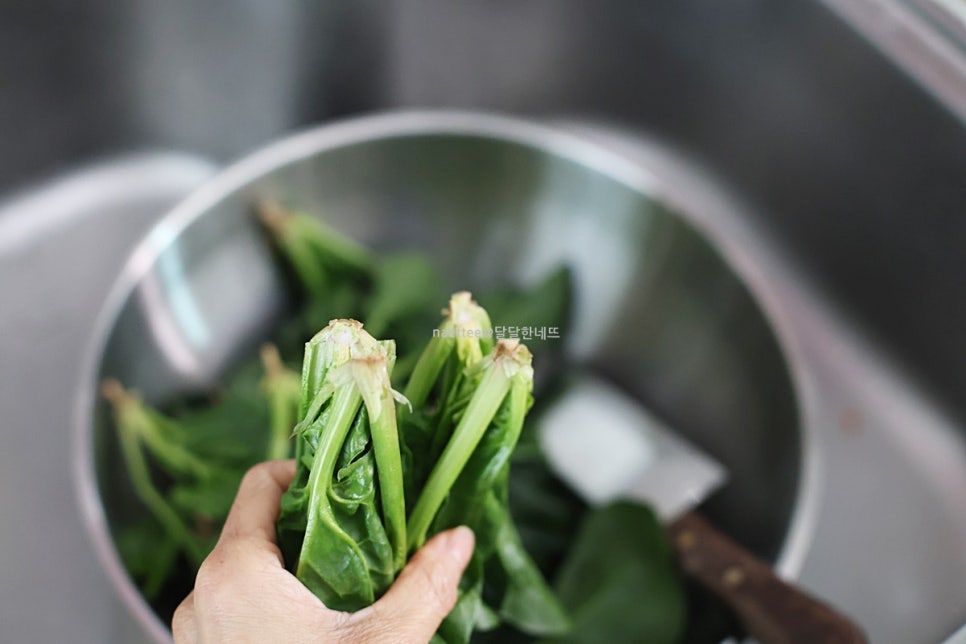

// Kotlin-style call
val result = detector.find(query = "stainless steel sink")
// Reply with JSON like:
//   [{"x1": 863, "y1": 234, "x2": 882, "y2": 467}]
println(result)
[{"x1": 1, "y1": 2, "x2": 965, "y2": 643}]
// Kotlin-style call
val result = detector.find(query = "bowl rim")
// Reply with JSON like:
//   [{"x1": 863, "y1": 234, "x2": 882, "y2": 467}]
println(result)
[{"x1": 72, "y1": 109, "x2": 818, "y2": 643}]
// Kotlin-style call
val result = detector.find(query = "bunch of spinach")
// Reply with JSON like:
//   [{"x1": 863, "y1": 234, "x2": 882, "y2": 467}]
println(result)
[
  {"x1": 103, "y1": 348, "x2": 300, "y2": 600},
  {"x1": 259, "y1": 201, "x2": 445, "y2": 371},
  {"x1": 103, "y1": 201, "x2": 423, "y2": 605},
  {"x1": 105, "y1": 202, "x2": 689, "y2": 642},
  {"x1": 275, "y1": 319, "x2": 408, "y2": 609},
  {"x1": 275, "y1": 293, "x2": 569, "y2": 642},
  {"x1": 399, "y1": 293, "x2": 570, "y2": 642}
]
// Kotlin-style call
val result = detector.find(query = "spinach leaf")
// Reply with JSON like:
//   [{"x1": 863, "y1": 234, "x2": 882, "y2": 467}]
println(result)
[
  {"x1": 487, "y1": 497, "x2": 570, "y2": 636},
  {"x1": 436, "y1": 555, "x2": 488, "y2": 644},
  {"x1": 258, "y1": 201, "x2": 372, "y2": 358},
  {"x1": 479, "y1": 266, "x2": 573, "y2": 336},
  {"x1": 547, "y1": 502, "x2": 687, "y2": 644},
  {"x1": 115, "y1": 517, "x2": 180, "y2": 601},
  {"x1": 365, "y1": 252, "x2": 445, "y2": 338}
]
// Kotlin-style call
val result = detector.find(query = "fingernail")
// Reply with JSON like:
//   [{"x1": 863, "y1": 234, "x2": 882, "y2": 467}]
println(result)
[{"x1": 447, "y1": 526, "x2": 475, "y2": 564}]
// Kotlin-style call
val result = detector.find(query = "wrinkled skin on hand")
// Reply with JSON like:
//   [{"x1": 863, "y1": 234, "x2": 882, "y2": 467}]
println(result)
[{"x1": 173, "y1": 461, "x2": 474, "y2": 644}]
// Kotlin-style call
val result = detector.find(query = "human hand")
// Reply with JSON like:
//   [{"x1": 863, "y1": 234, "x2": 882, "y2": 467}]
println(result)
[{"x1": 172, "y1": 460, "x2": 475, "y2": 644}]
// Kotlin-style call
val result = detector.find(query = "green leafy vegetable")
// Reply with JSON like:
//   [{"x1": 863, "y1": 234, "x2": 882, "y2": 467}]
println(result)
[
  {"x1": 103, "y1": 345, "x2": 301, "y2": 598},
  {"x1": 115, "y1": 517, "x2": 180, "y2": 601},
  {"x1": 258, "y1": 201, "x2": 372, "y2": 294},
  {"x1": 276, "y1": 293, "x2": 569, "y2": 642},
  {"x1": 103, "y1": 380, "x2": 220, "y2": 568},
  {"x1": 277, "y1": 320, "x2": 408, "y2": 610},
  {"x1": 366, "y1": 251, "x2": 448, "y2": 385},
  {"x1": 547, "y1": 502, "x2": 687, "y2": 644},
  {"x1": 261, "y1": 344, "x2": 302, "y2": 461},
  {"x1": 105, "y1": 203, "x2": 688, "y2": 642},
  {"x1": 406, "y1": 333, "x2": 563, "y2": 642},
  {"x1": 480, "y1": 266, "x2": 573, "y2": 335},
  {"x1": 365, "y1": 252, "x2": 445, "y2": 339}
]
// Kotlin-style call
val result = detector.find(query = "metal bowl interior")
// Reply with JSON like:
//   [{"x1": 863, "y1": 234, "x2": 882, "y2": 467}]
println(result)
[{"x1": 81, "y1": 112, "x2": 801, "y2": 640}]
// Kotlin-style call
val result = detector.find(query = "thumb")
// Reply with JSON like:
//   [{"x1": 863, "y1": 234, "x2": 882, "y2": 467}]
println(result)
[{"x1": 359, "y1": 526, "x2": 475, "y2": 643}]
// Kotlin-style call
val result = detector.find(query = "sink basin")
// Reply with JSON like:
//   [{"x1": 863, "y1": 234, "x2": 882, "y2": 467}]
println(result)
[
  {"x1": 79, "y1": 113, "x2": 803, "y2": 642},
  {"x1": 1, "y1": 2, "x2": 965, "y2": 643}
]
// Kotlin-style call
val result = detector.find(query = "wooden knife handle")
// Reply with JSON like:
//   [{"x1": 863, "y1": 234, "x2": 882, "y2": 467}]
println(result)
[{"x1": 668, "y1": 512, "x2": 867, "y2": 644}]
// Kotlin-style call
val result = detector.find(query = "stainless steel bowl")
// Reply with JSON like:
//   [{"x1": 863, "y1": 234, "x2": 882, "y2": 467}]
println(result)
[{"x1": 75, "y1": 111, "x2": 804, "y2": 642}]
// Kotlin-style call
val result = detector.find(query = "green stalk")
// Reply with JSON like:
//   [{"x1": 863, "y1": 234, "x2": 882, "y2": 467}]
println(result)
[
  {"x1": 298, "y1": 339, "x2": 322, "y2": 421},
  {"x1": 145, "y1": 429, "x2": 213, "y2": 479},
  {"x1": 104, "y1": 382, "x2": 206, "y2": 565},
  {"x1": 368, "y1": 386, "x2": 407, "y2": 572},
  {"x1": 406, "y1": 364, "x2": 513, "y2": 550},
  {"x1": 448, "y1": 291, "x2": 494, "y2": 364},
  {"x1": 259, "y1": 199, "x2": 329, "y2": 294},
  {"x1": 472, "y1": 376, "x2": 529, "y2": 493},
  {"x1": 428, "y1": 358, "x2": 474, "y2": 461},
  {"x1": 118, "y1": 426, "x2": 207, "y2": 564},
  {"x1": 287, "y1": 235, "x2": 329, "y2": 295},
  {"x1": 298, "y1": 384, "x2": 364, "y2": 575},
  {"x1": 261, "y1": 344, "x2": 300, "y2": 460},
  {"x1": 267, "y1": 388, "x2": 296, "y2": 460},
  {"x1": 257, "y1": 201, "x2": 372, "y2": 287},
  {"x1": 347, "y1": 338, "x2": 408, "y2": 573},
  {"x1": 400, "y1": 291, "x2": 492, "y2": 425},
  {"x1": 106, "y1": 391, "x2": 214, "y2": 481},
  {"x1": 296, "y1": 320, "x2": 408, "y2": 577},
  {"x1": 299, "y1": 383, "x2": 333, "y2": 430},
  {"x1": 401, "y1": 335, "x2": 454, "y2": 412},
  {"x1": 407, "y1": 339, "x2": 533, "y2": 550},
  {"x1": 299, "y1": 215, "x2": 372, "y2": 275}
]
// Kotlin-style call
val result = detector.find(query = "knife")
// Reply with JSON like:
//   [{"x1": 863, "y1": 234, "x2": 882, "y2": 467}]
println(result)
[{"x1": 538, "y1": 375, "x2": 867, "y2": 644}]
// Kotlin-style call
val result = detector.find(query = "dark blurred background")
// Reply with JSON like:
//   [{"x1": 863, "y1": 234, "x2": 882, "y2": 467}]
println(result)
[{"x1": 2, "y1": 1, "x2": 965, "y2": 423}]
